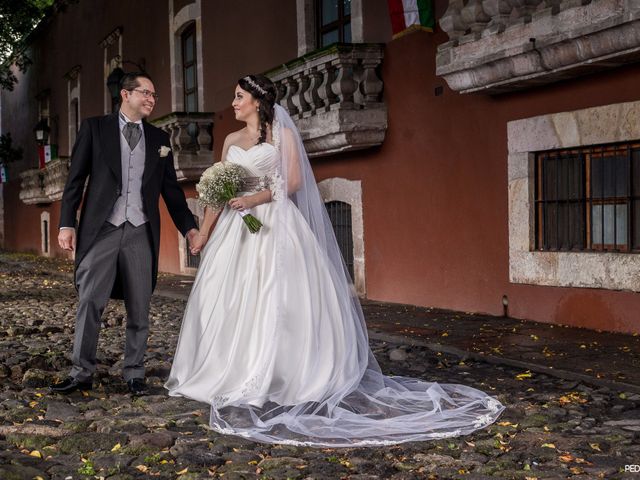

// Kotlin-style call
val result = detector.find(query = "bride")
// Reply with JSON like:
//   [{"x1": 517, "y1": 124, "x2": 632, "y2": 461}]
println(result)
[{"x1": 165, "y1": 74, "x2": 504, "y2": 446}]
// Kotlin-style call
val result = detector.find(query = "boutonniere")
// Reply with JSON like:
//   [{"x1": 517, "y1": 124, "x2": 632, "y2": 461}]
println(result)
[{"x1": 158, "y1": 146, "x2": 172, "y2": 157}]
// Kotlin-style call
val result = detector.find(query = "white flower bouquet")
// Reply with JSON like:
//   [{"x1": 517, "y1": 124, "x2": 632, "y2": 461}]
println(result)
[{"x1": 196, "y1": 162, "x2": 263, "y2": 233}]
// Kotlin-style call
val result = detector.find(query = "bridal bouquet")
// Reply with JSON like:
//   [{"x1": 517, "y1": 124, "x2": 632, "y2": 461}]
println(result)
[{"x1": 196, "y1": 162, "x2": 263, "y2": 233}]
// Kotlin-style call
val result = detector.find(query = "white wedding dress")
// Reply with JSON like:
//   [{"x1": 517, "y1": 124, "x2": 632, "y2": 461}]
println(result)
[{"x1": 166, "y1": 105, "x2": 504, "y2": 447}]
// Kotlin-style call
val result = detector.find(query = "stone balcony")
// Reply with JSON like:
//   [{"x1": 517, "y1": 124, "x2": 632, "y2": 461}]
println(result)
[
  {"x1": 19, "y1": 157, "x2": 69, "y2": 205},
  {"x1": 436, "y1": 0, "x2": 640, "y2": 94},
  {"x1": 152, "y1": 112, "x2": 214, "y2": 182},
  {"x1": 266, "y1": 43, "x2": 387, "y2": 157}
]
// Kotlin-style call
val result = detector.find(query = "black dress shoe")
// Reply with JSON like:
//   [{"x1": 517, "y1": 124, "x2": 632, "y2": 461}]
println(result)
[
  {"x1": 49, "y1": 376, "x2": 92, "y2": 394},
  {"x1": 127, "y1": 378, "x2": 148, "y2": 396}
]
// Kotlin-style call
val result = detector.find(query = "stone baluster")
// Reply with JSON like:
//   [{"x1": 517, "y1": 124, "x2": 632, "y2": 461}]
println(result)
[
  {"x1": 440, "y1": 0, "x2": 468, "y2": 42},
  {"x1": 196, "y1": 121, "x2": 212, "y2": 151},
  {"x1": 482, "y1": 0, "x2": 513, "y2": 33},
  {"x1": 174, "y1": 121, "x2": 193, "y2": 151},
  {"x1": 282, "y1": 77, "x2": 300, "y2": 117},
  {"x1": 461, "y1": 0, "x2": 491, "y2": 35},
  {"x1": 360, "y1": 58, "x2": 384, "y2": 105},
  {"x1": 331, "y1": 58, "x2": 357, "y2": 109},
  {"x1": 291, "y1": 72, "x2": 311, "y2": 116},
  {"x1": 304, "y1": 68, "x2": 324, "y2": 113},
  {"x1": 317, "y1": 62, "x2": 338, "y2": 110},
  {"x1": 508, "y1": 0, "x2": 544, "y2": 23}
]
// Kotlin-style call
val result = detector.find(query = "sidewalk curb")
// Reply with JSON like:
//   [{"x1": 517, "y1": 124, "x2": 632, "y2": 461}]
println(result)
[{"x1": 368, "y1": 331, "x2": 640, "y2": 394}]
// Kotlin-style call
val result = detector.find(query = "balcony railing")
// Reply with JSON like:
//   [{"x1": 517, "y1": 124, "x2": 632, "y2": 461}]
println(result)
[
  {"x1": 19, "y1": 157, "x2": 69, "y2": 205},
  {"x1": 267, "y1": 43, "x2": 387, "y2": 157},
  {"x1": 152, "y1": 112, "x2": 214, "y2": 182},
  {"x1": 436, "y1": 0, "x2": 640, "y2": 94}
]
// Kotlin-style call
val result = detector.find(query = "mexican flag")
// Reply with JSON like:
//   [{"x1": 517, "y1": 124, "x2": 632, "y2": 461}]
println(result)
[{"x1": 387, "y1": 0, "x2": 434, "y2": 38}]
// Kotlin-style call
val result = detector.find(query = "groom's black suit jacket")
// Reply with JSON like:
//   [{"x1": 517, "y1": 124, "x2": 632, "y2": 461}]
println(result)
[{"x1": 60, "y1": 111, "x2": 197, "y2": 299}]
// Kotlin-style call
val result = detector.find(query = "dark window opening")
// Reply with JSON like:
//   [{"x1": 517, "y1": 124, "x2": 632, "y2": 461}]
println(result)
[{"x1": 325, "y1": 200, "x2": 354, "y2": 278}]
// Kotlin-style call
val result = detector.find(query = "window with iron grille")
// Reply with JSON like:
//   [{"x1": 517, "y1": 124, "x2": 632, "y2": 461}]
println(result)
[
  {"x1": 325, "y1": 201, "x2": 354, "y2": 278},
  {"x1": 316, "y1": 0, "x2": 351, "y2": 48},
  {"x1": 535, "y1": 142, "x2": 640, "y2": 253}
]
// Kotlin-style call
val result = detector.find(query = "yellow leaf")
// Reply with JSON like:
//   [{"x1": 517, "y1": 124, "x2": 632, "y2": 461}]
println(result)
[
  {"x1": 111, "y1": 443, "x2": 121, "y2": 452},
  {"x1": 34, "y1": 393, "x2": 43, "y2": 398},
  {"x1": 515, "y1": 371, "x2": 532, "y2": 380},
  {"x1": 619, "y1": 393, "x2": 627, "y2": 400},
  {"x1": 81, "y1": 391, "x2": 89, "y2": 397},
  {"x1": 580, "y1": 344, "x2": 587, "y2": 349},
  {"x1": 497, "y1": 421, "x2": 518, "y2": 427},
  {"x1": 559, "y1": 454, "x2": 574, "y2": 463},
  {"x1": 530, "y1": 335, "x2": 539, "y2": 341},
  {"x1": 29, "y1": 450, "x2": 42, "y2": 458},
  {"x1": 569, "y1": 467, "x2": 584, "y2": 474},
  {"x1": 541, "y1": 443, "x2": 556, "y2": 449},
  {"x1": 441, "y1": 332, "x2": 449, "y2": 337},
  {"x1": 136, "y1": 465, "x2": 149, "y2": 473},
  {"x1": 34, "y1": 477, "x2": 45, "y2": 480},
  {"x1": 176, "y1": 467, "x2": 189, "y2": 475},
  {"x1": 589, "y1": 443, "x2": 601, "y2": 452}
]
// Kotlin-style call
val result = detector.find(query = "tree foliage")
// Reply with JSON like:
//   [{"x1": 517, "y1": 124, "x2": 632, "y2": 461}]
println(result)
[
  {"x1": 0, "y1": 0, "x2": 56, "y2": 91},
  {"x1": 0, "y1": 132, "x2": 23, "y2": 166}
]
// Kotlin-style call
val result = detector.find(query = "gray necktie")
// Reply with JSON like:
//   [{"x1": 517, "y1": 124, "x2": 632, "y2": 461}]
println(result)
[{"x1": 123, "y1": 122, "x2": 141, "y2": 150}]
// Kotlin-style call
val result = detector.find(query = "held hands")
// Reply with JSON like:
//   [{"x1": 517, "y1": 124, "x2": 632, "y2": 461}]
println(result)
[
  {"x1": 58, "y1": 229, "x2": 76, "y2": 251},
  {"x1": 186, "y1": 228, "x2": 206, "y2": 255}
]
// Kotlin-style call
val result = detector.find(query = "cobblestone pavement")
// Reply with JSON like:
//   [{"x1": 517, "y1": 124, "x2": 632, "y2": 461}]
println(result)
[{"x1": 1, "y1": 252, "x2": 640, "y2": 479}]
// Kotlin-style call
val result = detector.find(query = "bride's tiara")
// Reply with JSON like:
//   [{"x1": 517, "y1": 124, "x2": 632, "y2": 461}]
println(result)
[{"x1": 243, "y1": 76, "x2": 267, "y2": 96}]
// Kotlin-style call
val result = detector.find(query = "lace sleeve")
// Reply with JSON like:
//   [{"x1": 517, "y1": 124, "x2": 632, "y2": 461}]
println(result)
[{"x1": 268, "y1": 119, "x2": 284, "y2": 201}]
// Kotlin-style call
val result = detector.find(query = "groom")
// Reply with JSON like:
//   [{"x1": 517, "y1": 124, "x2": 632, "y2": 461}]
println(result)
[{"x1": 51, "y1": 72, "x2": 199, "y2": 395}]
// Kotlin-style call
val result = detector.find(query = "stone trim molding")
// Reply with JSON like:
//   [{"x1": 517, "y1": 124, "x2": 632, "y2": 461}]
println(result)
[
  {"x1": 507, "y1": 100, "x2": 640, "y2": 291},
  {"x1": 178, "y1": 197, "x2": 205, "y2": 276},
  {"x1": 317, "y1": 177, "x2": 366, "y2": 296},
  {"x1": 169, "y1": 0, "x2": 204, "y2": 113},
  {"x1": 40, "y1": 211, "x2": 51, "y2": 257},
  {"x1": 437, "y1": 0, "x2": 640, "y2": 94}
]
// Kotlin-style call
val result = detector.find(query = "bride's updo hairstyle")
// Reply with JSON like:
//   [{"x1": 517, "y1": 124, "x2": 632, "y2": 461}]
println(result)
[{"x1": 238, "y1": 74, "x2": 277, "y2": 145}]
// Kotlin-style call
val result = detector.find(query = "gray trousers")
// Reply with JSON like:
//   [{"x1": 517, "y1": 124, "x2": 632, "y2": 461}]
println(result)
[{"x1": 69, "y1": 221, "x2": 153, "y2": 382}]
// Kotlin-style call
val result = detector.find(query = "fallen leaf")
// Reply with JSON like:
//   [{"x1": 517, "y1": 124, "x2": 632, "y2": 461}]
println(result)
[
  {"x1": 541, "y1": 443, "x2": 556, "y2": 449},
  {"x1": 29, "y1": 450, "x2": 42, "y2": 458},
  {"x1": 176, "y1": 467, "x2": 189, "y2": 475},
  {"x1": 515, "y1": 371, "x2": 532, "y2": 380},
  {"x1": 136, "y1": 465, "x2": 149, "y2": 473},
  {"x1": 589, "y1": 443, "x2": 601, "y2": 452},
  {"x1": 111, "y1": 443, "x2": 121, "y2": 452},
  {"x1": 559, "y1": 454, "x2": 574, "y2": 463}
]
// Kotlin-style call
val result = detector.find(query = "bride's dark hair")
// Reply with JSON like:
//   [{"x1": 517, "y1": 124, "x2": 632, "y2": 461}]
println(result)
[{"x1": 238, "y1": 74, "x2": 277, "y2": 144}]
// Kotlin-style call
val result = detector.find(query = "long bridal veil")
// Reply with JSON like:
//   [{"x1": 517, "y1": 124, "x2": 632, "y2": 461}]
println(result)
[{"x1": 208, "y1": 104, "x2": 504, "y2": 446}]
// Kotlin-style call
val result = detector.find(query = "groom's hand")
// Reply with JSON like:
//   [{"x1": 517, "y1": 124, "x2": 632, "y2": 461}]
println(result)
[
  {"x1": 58, "y1": 228, "x2": 76, "y2": 251},
  {"x1": 186, "y1": 229, "x2": 202, "y2": 255}
]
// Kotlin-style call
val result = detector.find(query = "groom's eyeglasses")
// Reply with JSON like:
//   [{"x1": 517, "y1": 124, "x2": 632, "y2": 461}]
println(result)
[{"x1": 130, "y1": 88, "x2": 159, "y2": 101}]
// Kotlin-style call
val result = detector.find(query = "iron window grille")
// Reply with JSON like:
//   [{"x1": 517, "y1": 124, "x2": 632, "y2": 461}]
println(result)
[
  {"x1": 535, "y1": 142, "x2": 640, "y2": 253},
  {"x1": 325, "y1": 201, "x2": 354, "y2": 278}
]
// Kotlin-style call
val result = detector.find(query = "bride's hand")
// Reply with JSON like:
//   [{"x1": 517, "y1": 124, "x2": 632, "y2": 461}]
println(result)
[
  {"x1": 228, "y1": 196, "x2": 253, "y2": 210},
  {"x1": 190, "y1": 234, "x2": 207, "y2": 254}
]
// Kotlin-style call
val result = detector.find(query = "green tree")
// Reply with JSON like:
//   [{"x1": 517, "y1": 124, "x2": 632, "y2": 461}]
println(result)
[{"x1": 0, "y1": 0, "x2": 56, "y2": 91}]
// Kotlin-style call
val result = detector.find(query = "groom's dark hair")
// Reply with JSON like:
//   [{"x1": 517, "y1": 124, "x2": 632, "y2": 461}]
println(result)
[{"x1": 119, "y1": 71, "x2": 154, "y2": 98}]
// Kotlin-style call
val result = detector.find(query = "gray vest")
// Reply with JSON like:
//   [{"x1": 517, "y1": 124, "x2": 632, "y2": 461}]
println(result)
[{"x1": 106, "y1": 125, "x2": 149, "y2": 227}]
